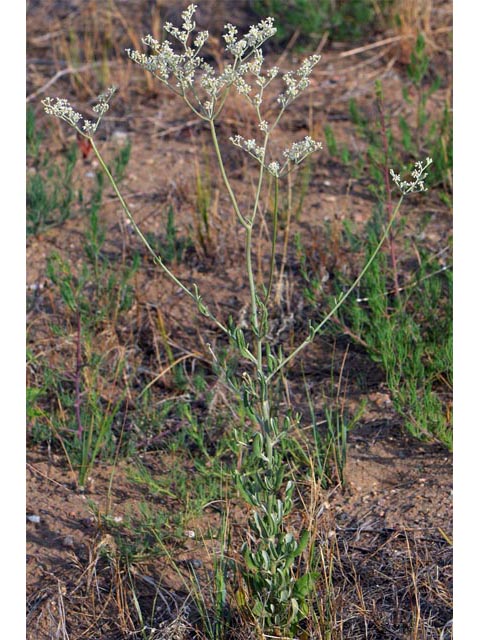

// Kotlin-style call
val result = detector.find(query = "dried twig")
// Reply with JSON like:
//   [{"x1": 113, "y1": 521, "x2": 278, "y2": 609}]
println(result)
[
  {"x1": 27, "y1": 63, "x2": 106, "y2": 102},
  {"x1": 339, "y1": 27, "x2": 452, "y2": 59}
]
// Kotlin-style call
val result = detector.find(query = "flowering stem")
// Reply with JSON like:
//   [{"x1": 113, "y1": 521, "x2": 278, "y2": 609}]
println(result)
[
  {"x1": 245, "y1": 224, "x2": 262, "y2": 367},
  {"x1": 208, "y1": 117, "x2": 265, "y2": 371},
  {"x1": 266, "y1": 193, "x2": 406, "y2": 383},
  {"x1": 208, "y1": 119, "x2": 248, "y2": 228},
  {"x1": 89, "y1": 137, "x2": 231, "y2": 339}
]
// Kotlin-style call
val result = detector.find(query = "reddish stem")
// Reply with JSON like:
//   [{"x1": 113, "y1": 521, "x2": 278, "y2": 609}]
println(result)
[
  {"x1": 74, "y1": 312, "x2": 83, "y2": 439},
  {"x1": 377, "y1": 91, "x2": 400, "y2": 298}
]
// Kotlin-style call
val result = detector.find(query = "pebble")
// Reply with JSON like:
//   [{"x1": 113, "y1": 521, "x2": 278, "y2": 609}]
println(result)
[
  {"x1": 62, "y1": 536, "x2": 75, "y2": 548},
  {"x1": 80, "y1": 517, "x2": 96, "y2": 528},
  {"x1": 185, "y1": 558, "x2": 202, "y2": 569},
  {"x1": 112, "y1": 130, "x2": 129, "y2": 144},
  {"x1": 27, "y1": 514, "x2": 41, "y2": 524}
]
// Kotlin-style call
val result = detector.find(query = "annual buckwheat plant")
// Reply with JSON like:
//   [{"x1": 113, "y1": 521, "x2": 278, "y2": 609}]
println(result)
[{"x1": 42, "y1": 4, "x2": 432, "y2": 638}]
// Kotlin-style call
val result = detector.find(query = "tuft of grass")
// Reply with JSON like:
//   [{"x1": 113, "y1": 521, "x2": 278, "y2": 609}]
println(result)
[
  {"x1": 332, "y1": 211, "x2": 452, "y2": 448},
  {"x1": 27, "y1": 108, "x2": 80, "y2": 236},
  {"x1": 389, "y1": 0, "x2": 434, "y2": 64},
  {"x1": 27, "y1": 146, "x2": 141, "y2": 486},
  {"x1": 146, "y1": 205, "x2": 193, "y2": 265},
  {"x1": 252, "y1": 0, "x2": 390, "y2": 47}
]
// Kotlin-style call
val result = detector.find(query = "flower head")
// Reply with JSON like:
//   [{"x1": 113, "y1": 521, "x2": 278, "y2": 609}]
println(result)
[
  {"x1": 42, "y1": 87, "x2": 116, "y2": 137},
  {"x1": 278, "y1": 55, "x2": 321, "y2": 108},
  {"x1": 390, "y1": 157, "x2": 433, "y2": 194}
]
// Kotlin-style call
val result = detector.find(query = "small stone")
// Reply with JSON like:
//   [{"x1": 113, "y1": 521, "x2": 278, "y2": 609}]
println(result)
[
  {"x1": 185, "y1": 558, "x2": 202, "y2": 569},
  {"x1": 112, "y1": 130, "x2": 129, "y2": 144},
  {"x1": 62, "y1": 536, "x2": 75, "y2": 548},
  {"x1": 80, "y1": 517, "x2": 95, "y2": 528},
  {"x1": 27, "y1": 514, "x2": 41, "y2": 524}
]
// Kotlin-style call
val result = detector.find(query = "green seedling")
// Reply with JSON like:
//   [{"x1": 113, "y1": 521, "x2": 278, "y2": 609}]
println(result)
[{"x1": 27, "y1": 130, "x2": 79, "y2": 236}]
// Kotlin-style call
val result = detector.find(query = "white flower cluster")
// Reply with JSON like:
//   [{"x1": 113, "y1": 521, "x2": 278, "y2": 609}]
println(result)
[
  {"x1": 42, "y1": 87, "x2": 116, "y2": 136},
  {"x1": 42, "y1": 97, "x2": 82, "y2": 128},
  {"x1": 200, "y1": 63, "x2": 238, "y2": 116},
  {"x1": 127, "y1": 38, "x2": 203, "y2": 92},
  {"x1": 267, "y1": 136, "x2": 322, "y2": 176},
  {"x1": 223, "y1": 17, "x2": 276, "y2": 57},
  {"x1": 232, "y1": 49, "x2": 280, "y2": 108},
  {"x1": 230, "y1": 135, "x2": 265, "y2": 162},
  {"x1": 43, "y1": 5, "x2": 324, "y2": 173},
  {"x1": 390, "y1": 157, "x2": 433, "y2": 194},
  {"x1": 230, "y1": 134, "x2": 322, "y2": 177},
  {"x1": 125, "y1": 4, "x2": 279, "y2": 118},
  {"x1": 164, "y1": 3, "x2": 198, "y2": 43},
  {"x1": 278, "y1": 55, "x2": 321, "y2": 107},
  {"x1": 283, "y1": 136, "x2": 323, "y2": 164}
]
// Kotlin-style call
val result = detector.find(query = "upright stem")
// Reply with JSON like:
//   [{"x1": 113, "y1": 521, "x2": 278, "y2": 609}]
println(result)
[
  {"x1": 248, "y1": 133, "x2": 270, "y2": 375},
  {"x1": 245, "y1": 225, "x2": 262, "y2": 369},
  {"x1": 208, "y1": 120, "x2": 248, "y2": 228},
  {"x1": 208, "y1": 119, "x2": 268, "y2": 382},
  {"x1": 265, "y1": 176, "x2": 279, "y2": 305},
  {"x1": 275, "y1": 171, "x2": 293, "y2": 306}
]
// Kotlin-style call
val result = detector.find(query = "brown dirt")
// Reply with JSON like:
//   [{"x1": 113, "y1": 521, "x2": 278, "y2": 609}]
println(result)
[{"x1": 27, "y1": 1, "x2": 453, "y2": 638}]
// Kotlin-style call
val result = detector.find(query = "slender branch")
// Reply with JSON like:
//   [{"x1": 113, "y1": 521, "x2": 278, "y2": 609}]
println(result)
[
  {"x1": 245, "y1": 224, "x2": 262, "y2": 370},
  {"x1": 264, "y1": 176, "x2": 279, "y2": 305},
  {"x1": 377, "y1": 86, "x2": 400, "y2": 297},
  {"x1": 266, "y1": 194, "x2": 405, "y2": 383},
  {"x1": 89, "y1": 138, "x2": 236, "y2": 343},
  {"x1": 208, "y1": 119, "x2": 249, "y2": 228}
]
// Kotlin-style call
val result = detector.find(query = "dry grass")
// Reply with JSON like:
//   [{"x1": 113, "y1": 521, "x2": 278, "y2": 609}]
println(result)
[
  {"x1": 26, "y1": 484, "x2": 452, "y2": 639},
  {"x1": 387, "y1": 0, "x2": 453, "y2": 65}
]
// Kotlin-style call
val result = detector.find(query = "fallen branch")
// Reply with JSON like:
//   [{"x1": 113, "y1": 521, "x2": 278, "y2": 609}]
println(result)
[
  {"x1": 27, "y1": 62, "x2": 110, "y2": 102},
  {"x1": 339, "y1": 27, "x2": 452, "y2": 59}
]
